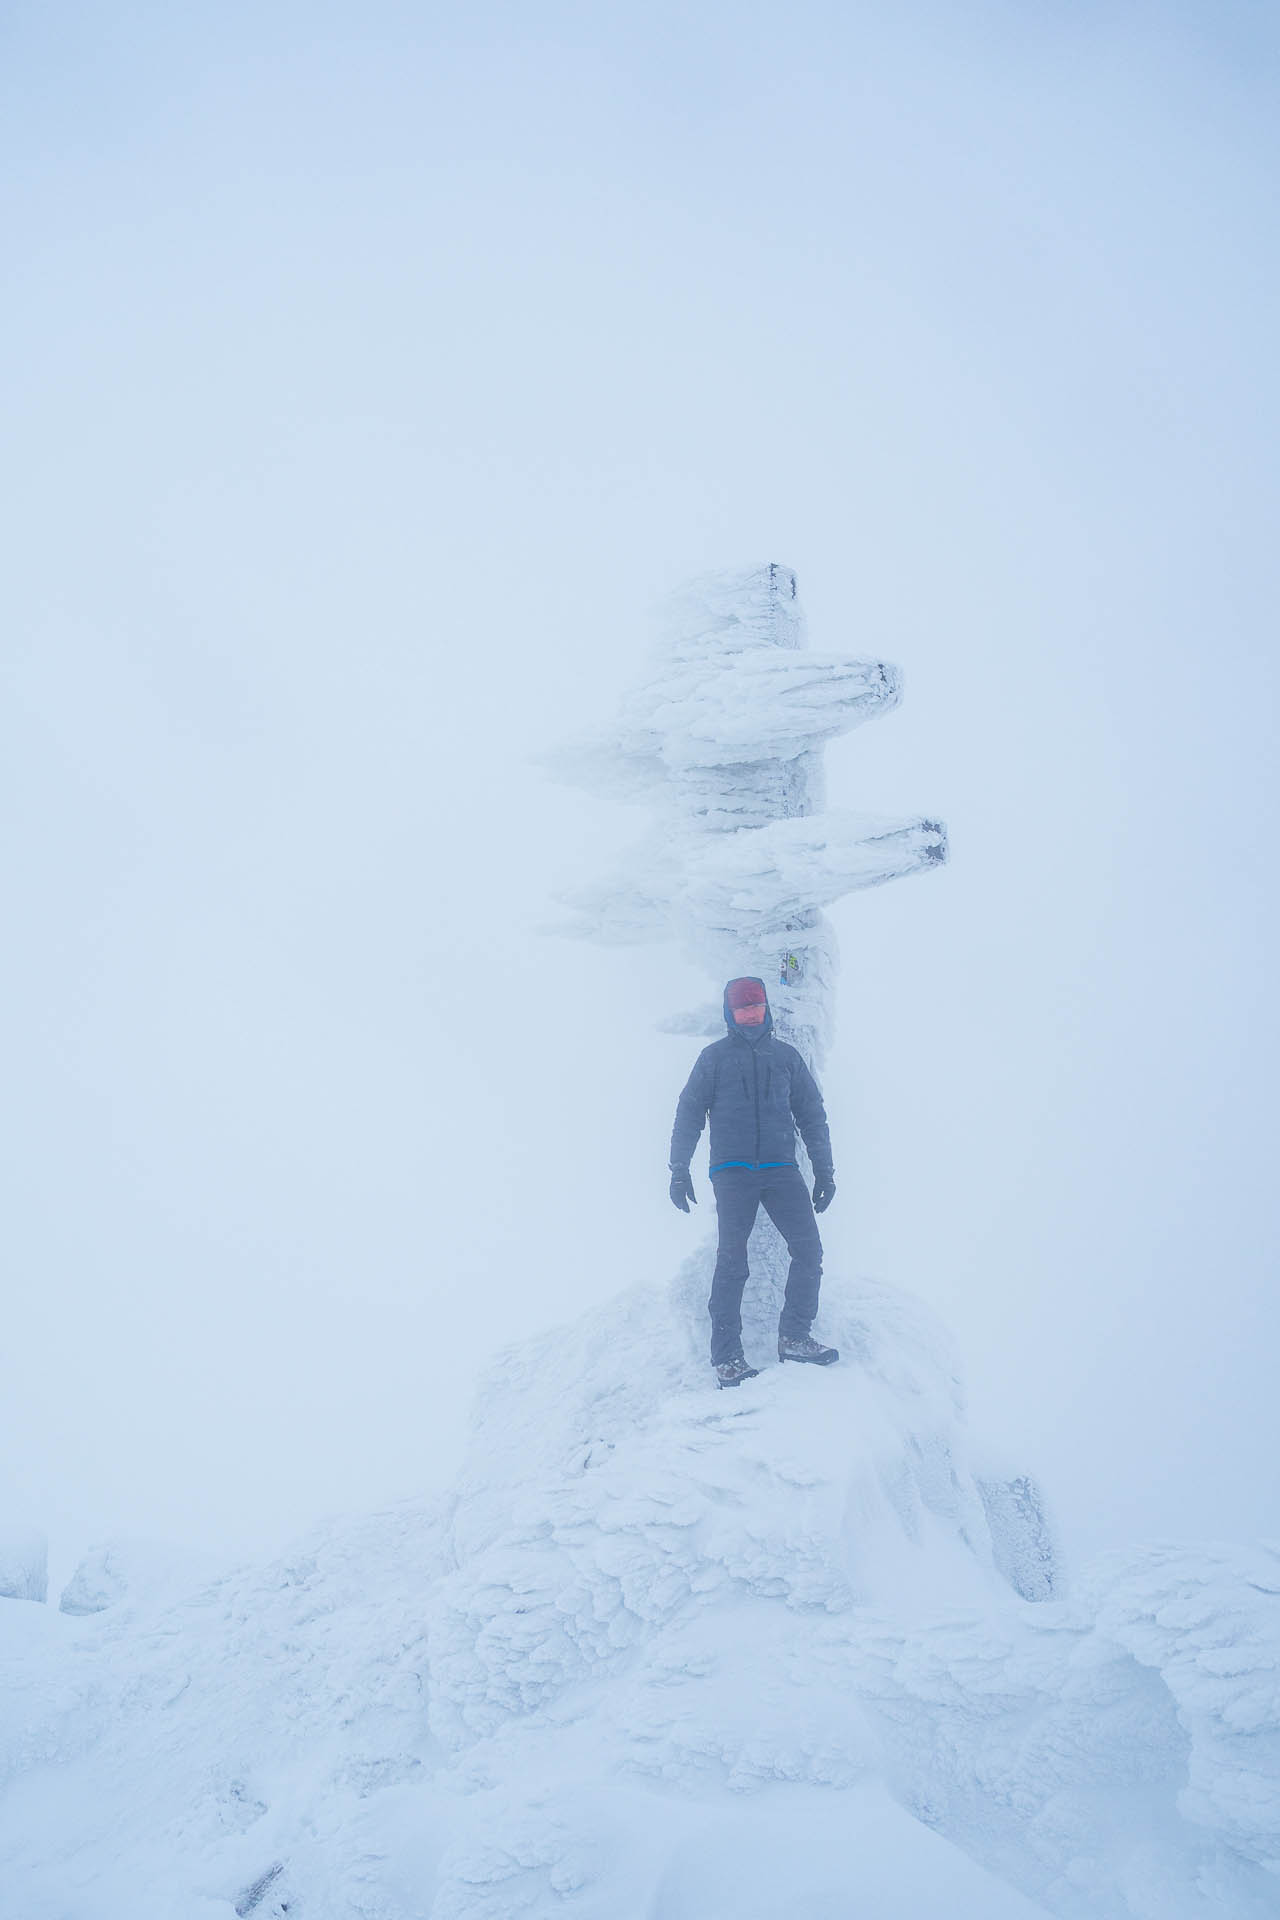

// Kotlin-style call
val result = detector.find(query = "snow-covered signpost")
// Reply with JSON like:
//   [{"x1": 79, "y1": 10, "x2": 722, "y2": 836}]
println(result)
[
  {"x1": 549, "y1": 563, "x2": 946, "y2": 1065},
  {"x1": 548, "y1": 563, "x2": 948, "y2": 1352}
]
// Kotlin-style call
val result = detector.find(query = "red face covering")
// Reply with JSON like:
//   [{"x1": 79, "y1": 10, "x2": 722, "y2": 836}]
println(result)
[{"x1": 726, "y1": 979, "x2": 767, "y2": 1026}]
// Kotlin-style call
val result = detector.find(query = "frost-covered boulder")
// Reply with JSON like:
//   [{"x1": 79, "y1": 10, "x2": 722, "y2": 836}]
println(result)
[
  {"x1": 977, "y1": 1472, "x2": 1061, "y2": 1601},
  {"x1": 851, "y1": 1540, "x2": 1280, "y2": 1919},
  {"x1": 0, "y1": 1525, "x2": 47, "y2": 1603}
]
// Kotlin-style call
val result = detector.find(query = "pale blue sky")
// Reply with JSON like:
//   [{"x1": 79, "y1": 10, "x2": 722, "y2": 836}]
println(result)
[{"x1": 2, "y1": 1, "x2": 1277, "y2": 1580}]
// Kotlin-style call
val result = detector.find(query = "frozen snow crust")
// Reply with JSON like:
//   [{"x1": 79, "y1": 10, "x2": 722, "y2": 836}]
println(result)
[{"x1": 1, "y1": 1265, "x2": 1277, "y2": 1918}]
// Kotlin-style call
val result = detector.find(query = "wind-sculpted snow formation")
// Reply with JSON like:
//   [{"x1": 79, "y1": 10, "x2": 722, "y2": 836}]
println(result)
[
  {"x1": 1, "y1": 567, "x2": 1276, "y2": 1916},
  {"x1": 1, "y1": 1275, "x2": 1277, "y2": 1917}
]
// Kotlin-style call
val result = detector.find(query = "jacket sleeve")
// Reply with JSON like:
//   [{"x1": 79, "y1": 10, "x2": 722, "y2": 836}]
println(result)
[
  {"x1": 788, "y1": 1050, "x2": 833, "y2": 1174},
  {"x1": 669, "y1": 1049, "x2": 715, "y2": 1169}
]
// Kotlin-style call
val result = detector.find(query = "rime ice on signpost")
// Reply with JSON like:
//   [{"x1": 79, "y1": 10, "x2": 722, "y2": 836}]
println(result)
[{"x1": 547, "y1": 564, "x2": 947, "y2": 1352}]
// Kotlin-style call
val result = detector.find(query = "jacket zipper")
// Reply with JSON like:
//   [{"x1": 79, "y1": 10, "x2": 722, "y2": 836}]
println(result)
[{"x1": 751, "y1": 1048, "x2": 761, "y2": 1164}]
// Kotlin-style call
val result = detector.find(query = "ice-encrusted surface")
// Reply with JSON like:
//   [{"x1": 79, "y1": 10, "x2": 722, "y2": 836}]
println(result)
[
  {"x1": 1, "y1": 1264, "x2": 1276, "y2": 1917},
  {"x1": 852, "y1": 1540, "x2": 1280, "y2": 1918},
  {"x1": 543, "y1": 563, "x2": 947, "y2": 1065}
]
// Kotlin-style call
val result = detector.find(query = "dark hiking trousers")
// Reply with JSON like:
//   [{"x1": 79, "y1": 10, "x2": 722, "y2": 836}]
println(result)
[{"x1": 708, "y1": 1165, "x2": 823, "y2": 1366}]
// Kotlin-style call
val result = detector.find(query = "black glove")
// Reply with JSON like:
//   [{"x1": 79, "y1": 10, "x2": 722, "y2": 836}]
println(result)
[
  {"x1": 669, "y1": 1166, "x2": 697, "y2": 1212},
  {"x1": 812, "y1": 1170, "x2": 836, "y2": 1214}
]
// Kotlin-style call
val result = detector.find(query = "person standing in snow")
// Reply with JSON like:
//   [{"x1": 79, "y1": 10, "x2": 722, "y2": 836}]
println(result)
[{"x1": 668, "y1": 976, "x2": 839, "y2": 1388}]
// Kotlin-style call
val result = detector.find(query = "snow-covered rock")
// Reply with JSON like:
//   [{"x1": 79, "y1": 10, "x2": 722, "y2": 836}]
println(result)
[
  {"x1": 977, "y1": 1473, "x2": 1061, "y2": 1602},
  {"x1": 0, "y1": 1262, "x2": 1274, "y2": 1917},
  {"x1": 851, "y1": 1539, "x2": 1280, "y2": 1918}
]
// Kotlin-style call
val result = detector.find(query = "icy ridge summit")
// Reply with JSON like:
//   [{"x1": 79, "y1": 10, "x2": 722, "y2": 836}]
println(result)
[{"x1": 1, "y1": 1267, "x2": 1277, "y2": 1917}]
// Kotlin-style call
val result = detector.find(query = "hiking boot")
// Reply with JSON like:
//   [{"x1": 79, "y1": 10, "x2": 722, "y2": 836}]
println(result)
[
  {"x1": 778, "y1": 1332, "x2": 839, "y2": 1366},
  {"x1": 714, "y1": 1356, "x2": 760, "y2": 1389}
]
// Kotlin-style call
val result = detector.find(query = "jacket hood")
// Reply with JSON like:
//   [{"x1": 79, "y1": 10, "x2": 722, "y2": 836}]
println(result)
[{"x1": 723, "y1": 976, "x2": 774, "y2": 1039}]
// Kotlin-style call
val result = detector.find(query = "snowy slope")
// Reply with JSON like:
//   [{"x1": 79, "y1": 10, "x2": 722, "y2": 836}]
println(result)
[{"x1": 2, "y1": 1256, "x2": 1277, "y2": 1918}]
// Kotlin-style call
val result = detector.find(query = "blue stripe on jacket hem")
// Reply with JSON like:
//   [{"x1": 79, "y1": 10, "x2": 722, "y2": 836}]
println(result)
[{"x1": 709, "y1": 1161, "x2": 795, "y2": 1174}]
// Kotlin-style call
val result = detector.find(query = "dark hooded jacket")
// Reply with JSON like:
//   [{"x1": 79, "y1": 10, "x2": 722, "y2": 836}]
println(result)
[{"x1": 668, "y1": 981, "x2": 833, "y2": 1177}]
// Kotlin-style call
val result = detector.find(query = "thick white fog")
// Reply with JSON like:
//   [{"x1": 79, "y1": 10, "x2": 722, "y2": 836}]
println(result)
[{"x1": 2, "y1": 0, "x2": 1277, "y2": 1595}]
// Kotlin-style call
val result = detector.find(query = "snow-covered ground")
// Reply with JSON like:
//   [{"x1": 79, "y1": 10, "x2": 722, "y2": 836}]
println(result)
[{"x1": 2, "y1": 1254, "x2": 1276, "y2": 1918}]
